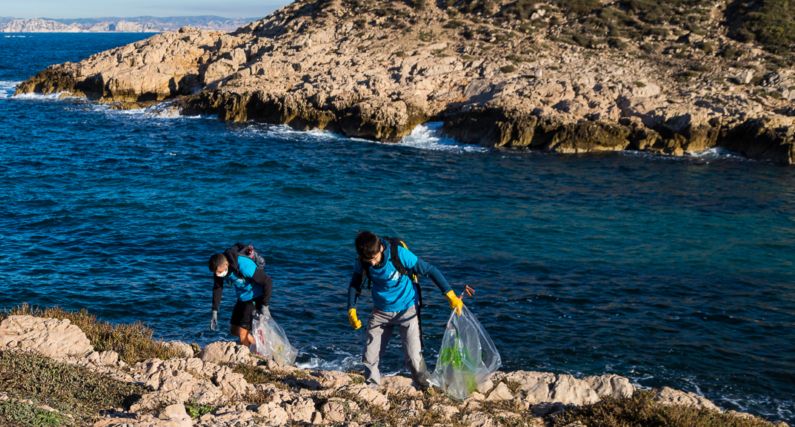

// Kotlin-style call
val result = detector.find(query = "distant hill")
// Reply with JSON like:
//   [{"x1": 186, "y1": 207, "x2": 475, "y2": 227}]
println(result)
[{"x1": 0, "y1": 16, "x2": 257, "y2": 32}]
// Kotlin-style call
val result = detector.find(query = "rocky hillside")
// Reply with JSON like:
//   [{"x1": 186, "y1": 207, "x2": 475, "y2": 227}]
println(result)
[
  {"x1": 15, "y1": 0, "x2": 795, "y2": 163},
  {"x1": 0, "y1": 312, "x2": 786, "y2": 426}
]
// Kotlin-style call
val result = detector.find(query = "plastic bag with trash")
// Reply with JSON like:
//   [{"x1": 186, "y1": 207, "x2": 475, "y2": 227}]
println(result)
[
  {"x1": 251, "y1": 307, "x2": 297, "y2": 366},
  {"x1": 430, "y1": 305, "x2": 501, "y2": 400}
]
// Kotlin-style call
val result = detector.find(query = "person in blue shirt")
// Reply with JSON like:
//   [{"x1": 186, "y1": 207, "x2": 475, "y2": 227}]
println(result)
[
  {"x1": 347, "y1": 231, "x2": 464, "y2": 389},
  {"x1": 208, "y1": 244, "x2": 272, "y2": 346}
]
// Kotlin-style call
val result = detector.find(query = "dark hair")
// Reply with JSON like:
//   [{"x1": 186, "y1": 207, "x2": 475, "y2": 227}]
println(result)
[
  {"x1": 208, "y1": 253, "x2": 227, "y2": 272},
  {"x1": 355, "y1": 231, "x2": 381, "y2": 260}
]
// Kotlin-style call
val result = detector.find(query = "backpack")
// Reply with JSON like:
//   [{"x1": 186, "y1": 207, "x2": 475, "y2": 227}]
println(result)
[{"x1": 228, "y1": 242, "x2": 266, "y2": 270}]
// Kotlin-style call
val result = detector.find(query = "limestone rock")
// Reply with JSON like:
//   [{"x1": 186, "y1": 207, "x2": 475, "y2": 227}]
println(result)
[
  {"x1": 340, "y1": 384, "x2": 390, "y2": 410},
  {"x1": 584, "y1": 374, "x2": 635, "y2": 399},
  {"x1": 0, "y1": 315, "x2": 93, "y2": 360},
  {"x1": 655, "y1": 386, "x2": 720, "y2": 411},
  {"x1": 550, "y1": 374, "x2": 600, "y2": 406},
  {"x1": 200, "y1": 341, "x2": 251, "y2": 365},
  {"x1": 382, "y1": 375, "x2": 422, "y2": 397},
  {"x1": 256, "y1": 401, "x2": 289, "y2": 426},
  {"x1": 321, "y1": 397, "x2": 359, "y2": 424},
  {"x1": 86, "y1": 350, "x2": 121, "y2": 367},
  {"x1": 486, "y1": 382, "x2": 514, "y2": 402},
  {"x1": 158, "y1": 404, "x2": 192, "y2": 427}
]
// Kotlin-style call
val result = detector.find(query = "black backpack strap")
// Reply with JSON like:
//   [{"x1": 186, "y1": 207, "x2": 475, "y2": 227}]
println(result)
[{"x1": 387, "y1": 237, "x2": 425, "y2": 350}]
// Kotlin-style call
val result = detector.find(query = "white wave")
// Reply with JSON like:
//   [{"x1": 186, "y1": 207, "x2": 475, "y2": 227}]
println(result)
[
  {"x1": 622, "y1": 147, "x2": 748, "y2": 163},
  {"x1": 296, "y1": 353, "x2": 361, "y2": 371},
  {"x1": 90, "y1": 102, "x2": 209, "y2": 121},
  {"x1": 240, "y1": 123, "x2": 344, "y2": 143},
  {"x1": 12, "y1": 91, "x2": 76, "y2": 101},
  {"x1": 0, "y1": 81, "x2": 20, "y2": 99},
  {"x1": 399, "y1": 121, "x2": 489, "y2": 153},
  {"x1": 687, "y1": 147, "x2": 746, "y2": 161},
  {"x1": 4, "y1": 35, "x2": 29, "y2": 38}
]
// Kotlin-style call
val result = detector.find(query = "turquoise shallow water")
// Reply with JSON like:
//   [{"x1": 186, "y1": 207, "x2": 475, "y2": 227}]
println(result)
[{"x1": 1, "y1": 33, "x2": 794, "y2": 422}]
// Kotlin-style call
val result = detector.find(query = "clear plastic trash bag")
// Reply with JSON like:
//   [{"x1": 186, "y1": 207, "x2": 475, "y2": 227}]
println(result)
[
  {"x1": 430, "y1": 305, "x2": 502, "y2": 400},
  {"x1": 251, "y1": 307, "x2": 297, "y2": 366}
]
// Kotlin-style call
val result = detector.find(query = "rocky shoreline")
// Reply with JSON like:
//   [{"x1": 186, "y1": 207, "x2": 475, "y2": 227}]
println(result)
[
  {"x1": 0, "y1": 313, "x2": 786, "y2": 426},
  {"x1": 14, "y1": 0, "x2": 795, "y2": 163}
]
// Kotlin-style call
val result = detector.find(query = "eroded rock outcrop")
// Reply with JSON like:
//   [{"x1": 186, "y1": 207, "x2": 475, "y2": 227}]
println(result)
[{"x1": 15, "y1": 0, "x2": 795, "y2": 164}]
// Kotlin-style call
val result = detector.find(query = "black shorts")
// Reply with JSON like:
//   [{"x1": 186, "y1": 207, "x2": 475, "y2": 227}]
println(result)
[{"x1": 230, "y1": 296, "x2": 264, "y2": 331}]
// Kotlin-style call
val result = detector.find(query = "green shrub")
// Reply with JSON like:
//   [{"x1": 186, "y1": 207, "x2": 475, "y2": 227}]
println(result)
[
  {"x1": 553, "y1": 390, "x2": 777, "y2": 427},
  {"x1": 726, "y1": 0, "x2": 795, "y2": 57},
  {"x1": 500, "y1": 64, "x2": 517, "y2": 73},
  {"x1": 0, "y1": 351, "x2": 146, "y2": 425},
  {"x1": 608, "y1": 37, "x2": 628, "y2": 49},
  {"x1": 0, "y1": 400, "x2": 66, "y2": 427},
  {"x1": 418, "y1": 30, "x2": 434, "y2": 42},
  {"x1": 185, "y1": 402, "x2": 215, "y2": 419}
]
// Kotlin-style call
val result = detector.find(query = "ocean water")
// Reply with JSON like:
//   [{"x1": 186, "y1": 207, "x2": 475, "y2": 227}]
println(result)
[{"x1": 1, "y1": 33, "x2": 794, "y2": 422}]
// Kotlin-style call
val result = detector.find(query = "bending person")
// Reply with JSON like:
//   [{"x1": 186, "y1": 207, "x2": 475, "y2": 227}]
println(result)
[{"x1": 208, "y1": 243, "x2": 272, "y2": 347}]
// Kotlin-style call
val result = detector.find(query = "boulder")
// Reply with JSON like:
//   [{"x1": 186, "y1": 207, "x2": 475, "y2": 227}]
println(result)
[
  {"x1": 158, "y1": 404, "x2": 192, "y2": 427},
  {"x1": 0, "y1": 315, "x2": 93, "y2": 360},
  {"x1": 382, "y1": 375, "x2": 421, "y2": 397},
  {"x1": 340, "y1": 384, "x2": 390, "y2": 410},
  {"x1": 321, "y1": 397, "x2": 359, "y2": 424},
  {"x1": 200, "y1": 341, "x2": 251, "y2": 365},
  {"x1": 486, "y1": 382, "x2": 514, "y2": 402},
  {"x1": 584, "y1": 374, "x2": 635, "y2": 399},
  {"x1": 654, "y1": 386, "x2": 720, "y2": 411},
  {"x1": 550, "y1": 374, "x2": 600, "y2": 406}
]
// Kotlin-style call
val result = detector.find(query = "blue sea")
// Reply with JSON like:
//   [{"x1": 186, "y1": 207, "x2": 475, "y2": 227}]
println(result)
[{"x1": 0, "y1": 33, "x2": 793, "y2": 422}]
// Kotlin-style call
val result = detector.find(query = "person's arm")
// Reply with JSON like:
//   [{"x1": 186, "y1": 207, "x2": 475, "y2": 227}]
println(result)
[
  {"x1": 212, "y1": 276, "x2": 224, "y2": 311},
  {"x1": 348, "y1": 271, "x2": 363, "y2": 310},
  {"x1": 397, "y1": 246, "x2": 453, "y2": 294},
  {"x1": 347, "y1": 261, "x2": 363, "y2": 329},
  {"x1": 399, "y1": 246, "x2": 462, "y2": 314}
]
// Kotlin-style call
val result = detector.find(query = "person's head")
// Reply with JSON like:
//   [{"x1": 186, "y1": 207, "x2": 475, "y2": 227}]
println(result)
[
  {"x1": 208, "y1": 253, "x2": 229, "y2": 277},
  {"x1": 355, "y1": 231, "x2": 383, "y2": 266}
]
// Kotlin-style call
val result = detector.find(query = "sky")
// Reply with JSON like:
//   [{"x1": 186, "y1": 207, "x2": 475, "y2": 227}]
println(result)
[{"x1": 0, "y1": 0, "x2": 292, "y2": 19}]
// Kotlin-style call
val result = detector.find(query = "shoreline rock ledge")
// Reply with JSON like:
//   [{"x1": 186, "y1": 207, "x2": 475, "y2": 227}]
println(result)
[
  {"x1": 15, "y1": 0, "x2": 795, "y2": 164},
  {"x1": 0, "y1": 314, "x2": 787, "y2": 426}
]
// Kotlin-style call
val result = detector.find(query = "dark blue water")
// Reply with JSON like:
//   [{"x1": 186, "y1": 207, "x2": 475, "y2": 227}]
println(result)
[{"x1": 1, "y1": 33, "x2": 794, "y2": 422}]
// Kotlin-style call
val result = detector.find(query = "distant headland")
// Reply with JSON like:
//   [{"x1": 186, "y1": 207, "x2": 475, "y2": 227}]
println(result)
[{"x1": 0, "y1": 16, "x2": 257, "y2": 33}]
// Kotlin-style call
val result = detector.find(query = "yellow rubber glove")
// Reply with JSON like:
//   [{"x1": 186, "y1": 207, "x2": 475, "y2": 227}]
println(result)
[
  {"x1": 348, "y1": 308, "x2": 362, "y2": 330},
  {"x1": 445, "y1": 290, "x2": 464, "y2": 316}
]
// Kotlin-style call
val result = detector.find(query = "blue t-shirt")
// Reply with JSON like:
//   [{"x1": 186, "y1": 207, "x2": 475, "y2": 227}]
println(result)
[
  {"x1": 224, "y1": 256, "x2": 263, "y2": 302},
  {"x1": 354, "y1": 244, "x2": 419, "y2": 312}
]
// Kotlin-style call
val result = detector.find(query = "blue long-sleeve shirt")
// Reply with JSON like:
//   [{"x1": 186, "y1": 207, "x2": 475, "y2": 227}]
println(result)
[
  {"x1": 347, "y1": 241, "x2": 452, "y2": 312},
  {"x1": 212, "y1": 255, "x2": 272, "y2": 311}
]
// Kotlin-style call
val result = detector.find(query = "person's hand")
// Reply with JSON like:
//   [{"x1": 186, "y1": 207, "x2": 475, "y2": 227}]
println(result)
[
  {"x1": 445, "y1": 290, "x2": 464, "y2": 316},
  {"x1": 210, "y1": 310, "x2": 218, "y2": 331},
  {"x1": 259, "y1": 305, "x2": 271, "y2": 320},
  {"x1": 348, "y1": 308, "x2": 362, "y2": 330}
]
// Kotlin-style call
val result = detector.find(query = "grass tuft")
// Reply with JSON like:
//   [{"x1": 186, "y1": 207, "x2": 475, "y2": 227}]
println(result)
[
  {"x1": 553, "y1": 390, "x2": 777, "y2": 427},
  {"x1": 3, "y1": 304, "x2": 184, "y2": 365}
]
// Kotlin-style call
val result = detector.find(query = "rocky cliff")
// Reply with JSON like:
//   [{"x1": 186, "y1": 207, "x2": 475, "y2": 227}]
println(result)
[
  {"x1": 0, "y1": 314, "x2": 785, "y2": 426},
  {"x1": 15, "y1": 0, "x2": 795, "y2": 163}
]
